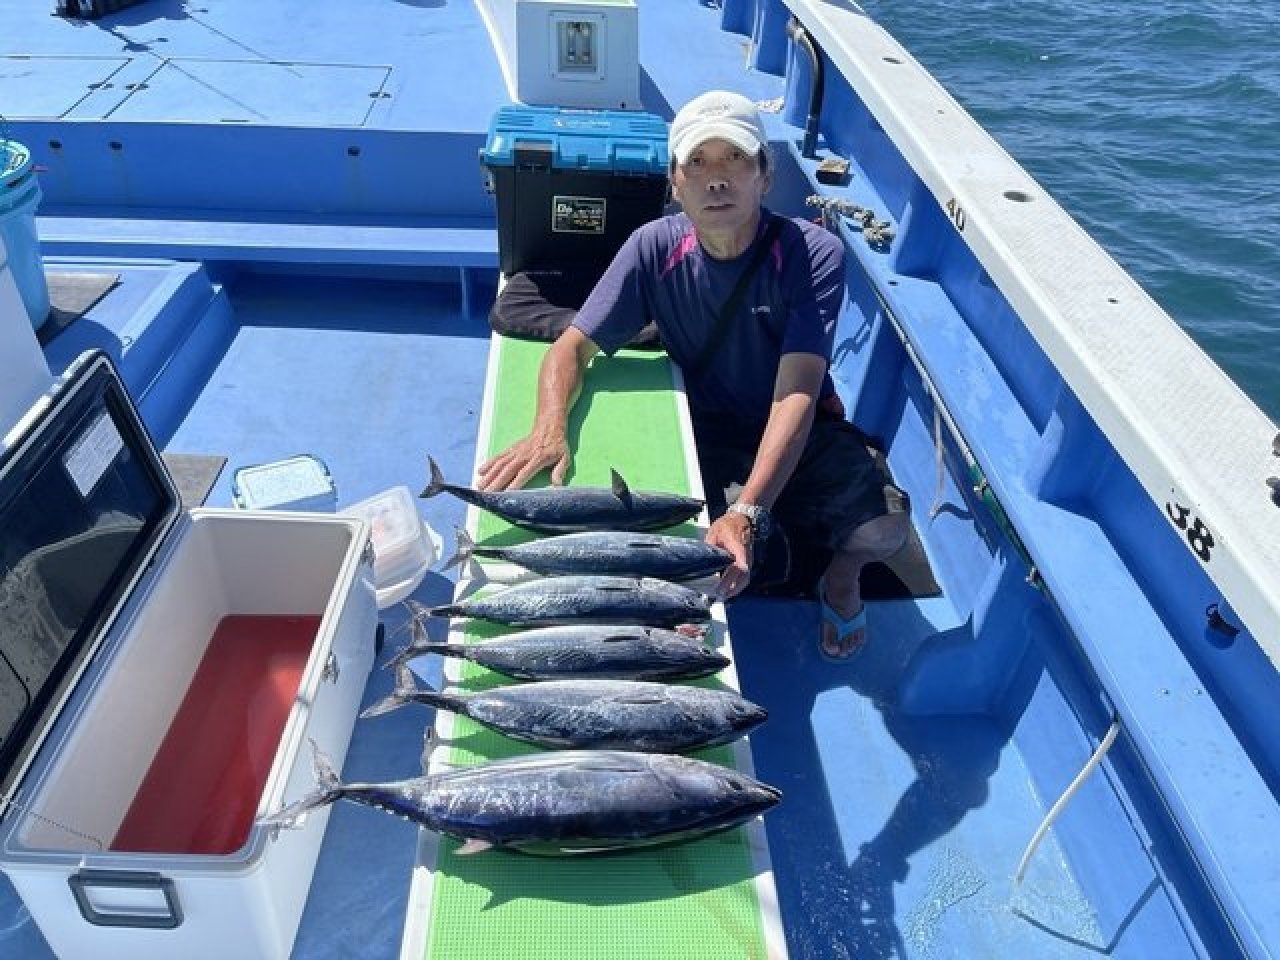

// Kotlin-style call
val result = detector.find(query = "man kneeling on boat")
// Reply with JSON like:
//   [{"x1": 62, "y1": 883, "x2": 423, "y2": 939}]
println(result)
[{"x1": 478, "y1": 90, "x2": 909, "y2": 661}]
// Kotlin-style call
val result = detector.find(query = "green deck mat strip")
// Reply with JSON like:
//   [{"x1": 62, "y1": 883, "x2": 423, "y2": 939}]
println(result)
[
  {"x1": 476, "y1": 337, "x2": 699, "y2": 545},
  {"x1": 422, "y1": 336, "x2": 771, "y2": 960}
]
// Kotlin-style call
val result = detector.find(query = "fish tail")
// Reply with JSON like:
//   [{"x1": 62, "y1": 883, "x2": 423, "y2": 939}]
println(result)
[
  {"x1": 361, "y1": 664, "x2": 450, "y2": 718},
  {"x1": 387, "y1": 640, "x2": 467, "y2": 669},
  {"x1": 442, "y1": 528, "x2": 475, "y2": 571},
  {"x1": 260, "y1": 739, "x2": 344, "y2": 826},
  {"x1": 419, "y1": 455, "x2": 448, "y2": 499}
]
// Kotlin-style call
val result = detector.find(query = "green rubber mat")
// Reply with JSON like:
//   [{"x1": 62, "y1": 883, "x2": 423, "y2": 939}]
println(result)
[
  {"x1": 420, "y1": 336, "x2": 774, "y2": 960},
  {"x1": 475, "y1": 336, "x2": 699, "y2": 546}
]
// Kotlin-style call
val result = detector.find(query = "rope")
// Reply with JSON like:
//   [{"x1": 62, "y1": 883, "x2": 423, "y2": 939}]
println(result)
[
  {"x1": 1014, "y1": 716, "x2": 1121, "y2": 885},
  {"x1": 928, "y1": 404, "x2": 945, "y2": 520}
]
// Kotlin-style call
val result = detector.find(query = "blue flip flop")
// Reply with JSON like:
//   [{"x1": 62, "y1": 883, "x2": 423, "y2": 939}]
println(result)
[{"x1": 817, "y1": 577, "x2": 868, "y2": 662}]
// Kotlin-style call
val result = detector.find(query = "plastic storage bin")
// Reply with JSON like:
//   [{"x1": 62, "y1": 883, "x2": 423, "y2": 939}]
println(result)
[
  {"x1": 0, "y1": 352, "x2": 378, "y2": 960},
  {"x1": 231, "y1": 454, "x2": 337, "y2": 512},
  {"x1": 0, "y1": 137, "x2": 50, "y2": 331},
  {"x1": 481, "y1": 105, "x2": 669, "y2": 276},
  {"x1": 342, "y1": 486, "x2": 441, "y2": 608}
]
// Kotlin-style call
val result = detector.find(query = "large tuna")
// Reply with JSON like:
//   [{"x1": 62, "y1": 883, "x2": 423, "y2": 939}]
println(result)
[
  {"x1": 420, "y1": 456, "x2": 703, "y2": 533},
  {"x1": 445, "y1": 528, "x2": 732, "y2": 581},
  {"x1": 262, "y1": 743, "x2": 781, "y2": 856},
  {"x1": 388, "y1": 621, "x2": 729, "y2": 680},
  {"x1": 425, "y1": 576, "x2": 712, "y2": 629},
  {"x1": 362, "y1": 667, "x2": 766, "y2": 753}
]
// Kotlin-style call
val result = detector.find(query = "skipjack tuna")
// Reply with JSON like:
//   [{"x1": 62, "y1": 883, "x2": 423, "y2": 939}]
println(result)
[
  {"x1": 420, "y1": 456, "x2": 703, "y2": 533},
  {"x1": 262, "y1": 743, "x2": 780, "y2": 856},
  {"x1": 425, "y1": 576, "x2": 713, "y2": 629},
  {"x1": 362, "y1": 667, "x2": 766, "y2": 753},
  {"x1": 387, "y1": 621, "x2": 729, "y2": 681},
  {"x1": 445, "y1": 528, "x2": 733, "y2": 581}
]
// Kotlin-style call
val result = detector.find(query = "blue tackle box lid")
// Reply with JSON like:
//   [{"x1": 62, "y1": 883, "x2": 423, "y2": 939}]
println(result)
[
  {"x1": 482, "y1": 105, "x2": 668, "y2": 175},
  {"x1": 0, "y1": 350, "x2": 181, "y2": 812}
]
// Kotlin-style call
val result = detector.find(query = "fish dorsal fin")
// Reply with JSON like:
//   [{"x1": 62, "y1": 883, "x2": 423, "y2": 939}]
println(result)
[
  {"x1": 611, "y1": 469, "x2": 633, "y2": 509},
  {"x1": 455, "y1": 838, "x2": 495, "y2": 856}
]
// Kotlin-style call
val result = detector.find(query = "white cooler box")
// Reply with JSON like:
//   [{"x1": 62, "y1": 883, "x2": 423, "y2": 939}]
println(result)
[{"x1": 0, "y1": 351, "x2": 379, "y2": 960}]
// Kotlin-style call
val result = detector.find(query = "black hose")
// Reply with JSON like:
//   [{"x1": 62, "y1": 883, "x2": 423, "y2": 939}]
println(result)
[{"x1": 786, "y1": 17, "x2": 825, "y2": 158}]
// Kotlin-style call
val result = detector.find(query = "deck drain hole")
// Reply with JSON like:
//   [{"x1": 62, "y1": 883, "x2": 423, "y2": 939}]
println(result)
[
  {"x1": 347, "y1": 146, "x2": 361, "y2": 157},
  {"x1": 108, "y1": 141, "x2": 123, "y2": 152},
  {"x1": 1003, "y1": 189, "x2": 1033, "y2": 203}
]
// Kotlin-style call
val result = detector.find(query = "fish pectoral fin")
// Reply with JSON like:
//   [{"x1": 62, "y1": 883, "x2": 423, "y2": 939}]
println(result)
[
  {"x1": 610, "y1": 469, "x2": 634, "y2": 508},
  {"x1": 455, "y1": 838, "x2": 496, "y2": 856}
]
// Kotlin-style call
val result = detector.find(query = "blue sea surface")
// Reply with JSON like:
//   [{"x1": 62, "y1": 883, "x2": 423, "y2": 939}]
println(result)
[{"x1": 861, "y1": 0, "x2": 1280, "y2": 422}]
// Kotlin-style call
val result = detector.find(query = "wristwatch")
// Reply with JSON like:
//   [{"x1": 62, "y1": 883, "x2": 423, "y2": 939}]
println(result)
[{"x1": 727, "y1": 502, "x2": 772, "y2": 542}]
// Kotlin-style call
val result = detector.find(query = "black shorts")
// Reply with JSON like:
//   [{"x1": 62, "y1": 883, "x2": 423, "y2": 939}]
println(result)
[{"x1": 693, "y1": 412, "x2": 908, "y2": 592}]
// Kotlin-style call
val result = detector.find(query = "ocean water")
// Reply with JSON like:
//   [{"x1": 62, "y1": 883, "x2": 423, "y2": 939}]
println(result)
[{"x1": 861, "y1": 0, "x2": 1280, "y2": 422}]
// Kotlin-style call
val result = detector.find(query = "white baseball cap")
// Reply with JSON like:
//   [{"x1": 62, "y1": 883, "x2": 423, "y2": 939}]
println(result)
[{"x1": 669, "y1": 90, "x2": 768, "y2": 166}]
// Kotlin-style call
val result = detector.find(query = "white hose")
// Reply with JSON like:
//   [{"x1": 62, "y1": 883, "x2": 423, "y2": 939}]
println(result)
[{"x1": 1014, "y1": 715, "x2": 1122, "y2": 885}]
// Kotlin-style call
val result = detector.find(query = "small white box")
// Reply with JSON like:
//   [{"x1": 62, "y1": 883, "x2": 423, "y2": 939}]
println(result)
[
  {"x1": 231, "y1": 454, "x2": 337, "y2": 512},
  {"x1": 0, "y1": 353, "x2": 378, "y2": 960},
  {"x1": 342, "y1": 485, "x2": 441, "y2": 609},
  {"x1": 510, "y1": 0, "x2": 640, "y2": 110}
]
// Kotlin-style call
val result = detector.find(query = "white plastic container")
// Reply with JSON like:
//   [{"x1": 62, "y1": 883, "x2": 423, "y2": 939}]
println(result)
[
  {"x1": 342, "y1": 485, "x2": 441, "y2": 608},
  {"x1": 0, "y1": 353, "x2": 378, "y2": 960},
  {"x1": 231, "y1": 454, "x2": 338, "y2": 512}
]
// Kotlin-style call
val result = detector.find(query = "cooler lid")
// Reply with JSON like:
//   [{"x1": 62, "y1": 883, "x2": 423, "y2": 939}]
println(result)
[
  {"x1": 0, "y1": 350, "x2": 182, "y2": 810},
  {"x1": 482, "y1": 105, "x2": 668, "y2": 174}
]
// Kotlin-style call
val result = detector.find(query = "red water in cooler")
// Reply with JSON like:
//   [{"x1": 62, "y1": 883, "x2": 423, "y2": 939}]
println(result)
[{"x1": 111, "y1": 614, "x2": 320, "y2": 855}]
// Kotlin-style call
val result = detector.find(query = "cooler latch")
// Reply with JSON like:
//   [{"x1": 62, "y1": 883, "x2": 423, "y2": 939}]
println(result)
[
  {"x1": 68, "y1": 869, "x2": 183, "y2": 929},
  {"x1": 514, "y1": 141, "x2": 553, "y2": 173}
]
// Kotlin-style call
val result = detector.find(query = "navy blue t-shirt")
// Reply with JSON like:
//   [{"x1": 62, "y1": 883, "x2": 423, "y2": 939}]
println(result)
[{"x1": 573, "y1": 210, "x2": 846, "y2": 431}]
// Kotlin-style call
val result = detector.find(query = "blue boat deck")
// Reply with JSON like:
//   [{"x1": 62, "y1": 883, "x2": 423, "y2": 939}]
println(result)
[
  {"x1": 3, "y1": 0, "x2": 1273, "y2": 958},
  {"x1": 1, "y1": 264, "x2": 1167, "y2": 960}
]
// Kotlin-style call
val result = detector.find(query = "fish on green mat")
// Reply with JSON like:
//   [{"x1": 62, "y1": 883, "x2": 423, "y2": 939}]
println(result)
[
  {"x1": 362, "y1": 666, "x2": 766, "y2": 753},
  {"x1": 445, "y1": 528, "x2": 732, "y2": 581},
  {"x1": 262, "y1": 740, "x2": 780, "y2": 856},
  {"x1": 421, "y1": 455, "x2": 703, "y2": 533},
  {"x1": 421, "y1": 575, "x2": 713, "y2": 629},
  {"x1": 388, "y1": 620, "x2": 728, "y2": 680}
]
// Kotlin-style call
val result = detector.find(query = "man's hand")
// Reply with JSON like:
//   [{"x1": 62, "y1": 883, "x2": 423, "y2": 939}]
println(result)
[
  {"x1": 476, "y1": 327, "x2": 598, "y2": 491},
  {"x1": 706, "y1": 511, "x2": 754, "y2": 599},
  {"x1": 476, "y1": 423, "x2": 571, "y2": 491}
]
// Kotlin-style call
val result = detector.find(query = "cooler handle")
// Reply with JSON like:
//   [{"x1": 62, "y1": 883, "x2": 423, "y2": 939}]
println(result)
[{"x1": 68, "y1": 869, "x2": 183, "y2": 929}]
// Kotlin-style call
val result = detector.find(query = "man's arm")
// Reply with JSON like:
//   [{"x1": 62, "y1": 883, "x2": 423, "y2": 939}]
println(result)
[
  {"x1": 708, "y1": 351, "x2": 827, "y2": 598},
  {"x1": 475, "y1": 326, "x2": 601, "y2": 491}
]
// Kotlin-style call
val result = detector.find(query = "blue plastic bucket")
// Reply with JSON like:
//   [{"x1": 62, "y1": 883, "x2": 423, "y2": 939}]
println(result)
[{"x1": 1, "y1": 138, "x2": 50, "y2": 331}]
